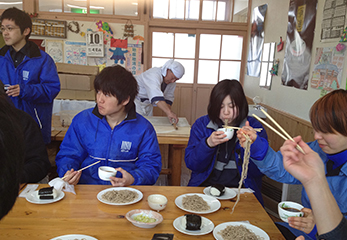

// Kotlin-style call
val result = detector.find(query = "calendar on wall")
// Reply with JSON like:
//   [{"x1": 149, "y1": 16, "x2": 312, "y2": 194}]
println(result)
[{"x1": 32, "y1": 19, "x2": 67, "y2": 38}]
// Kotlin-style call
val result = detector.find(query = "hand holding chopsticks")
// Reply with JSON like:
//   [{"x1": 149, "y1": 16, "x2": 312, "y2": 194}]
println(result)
[
  {"x1": 62, "y1": 161, "x2": 101, "y2": 180},
  {"x1": 252, "y1": 109, "x2": 305, "y2": 154}
]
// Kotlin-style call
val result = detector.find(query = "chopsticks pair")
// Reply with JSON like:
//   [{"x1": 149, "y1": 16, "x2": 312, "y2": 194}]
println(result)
[
  {"x1": 61, "y1": 161, "x2": 101, "y2": 180},
  {"x1": 252, "y1": 109, "x2": 305, "y2": 154}
]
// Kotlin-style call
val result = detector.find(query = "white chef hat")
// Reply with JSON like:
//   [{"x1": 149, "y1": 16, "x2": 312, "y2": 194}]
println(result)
[{"x1": 161, "y1": 59, "x2": 185, "y2": 79}]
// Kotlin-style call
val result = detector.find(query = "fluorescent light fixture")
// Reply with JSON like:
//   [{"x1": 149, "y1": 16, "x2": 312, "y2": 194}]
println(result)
[
  {"x1": 132, "y1": 2, "x2": 138, "y2": 5},
  {"x1": 0, "y1": 1, "x2": 22, "y2": 4},
  {"x1": 67, "y1": 3, "x2": 104, "y2": 9}
]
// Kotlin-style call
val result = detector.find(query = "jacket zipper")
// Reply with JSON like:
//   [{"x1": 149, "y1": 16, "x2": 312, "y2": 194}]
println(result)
[{"x1": 34, "y1": 108, "x2": 42, "y2": 129}]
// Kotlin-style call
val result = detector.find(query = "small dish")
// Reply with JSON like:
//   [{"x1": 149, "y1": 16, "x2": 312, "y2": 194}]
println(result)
[
  {"x1": 126, "y1": 209, "x2": 163, "y2": 228},
  {"x1": 203, "y1": 186, "x2": 237, "y2": 200},
  {"x1": 213, "y1": 222, "x2": 270, "y2": 240},
  {"x1": 278, "y1": 201, "x2": 304, "y2": 222},
  {"x1": 148, "y1": 194, "x2": 168, "y2": 211},
  {"x1": 50, "y1": 234, "x2": 98, "y2": 240},
  {"x1": 98, "y1": 166, "x2": 117, "y2": 181},
  {"x1": 173, "y1": 215, "x2": 214, "y2": 236},
  {"x1": 217, "y1": 128, "x2": 234, "y2": 140},
  {"x1": 26, "y1": 189, "x2": 65, "y2": 204}
]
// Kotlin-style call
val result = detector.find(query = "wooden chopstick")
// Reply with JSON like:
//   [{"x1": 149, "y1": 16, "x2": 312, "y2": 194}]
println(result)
[
  {"x1": 223, "y1": 125, "x2": 263, "y2": 132},
  {"x1": 252, "y1": 113, "x2": 305, "y2": 154},
  {"x1": 260, "y1": 109, "x2": 305, "y2": 154},
  {"x1": 172, "y1": 122, "x2": 178, "y2": 130},
  {"x1": 62, "y1": 161, "x2": 101, "y2": 180}
]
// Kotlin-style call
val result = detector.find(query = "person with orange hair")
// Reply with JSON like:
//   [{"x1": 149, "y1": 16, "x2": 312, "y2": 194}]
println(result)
[{"x1": 238, "y1": 89, "x2": 347, "y2": 239}]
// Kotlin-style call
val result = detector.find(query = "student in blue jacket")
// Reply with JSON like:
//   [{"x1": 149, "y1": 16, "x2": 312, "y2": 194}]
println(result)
[
  {"x1": 184, "y1": 79, "x2": 268, "y2": 204},
  {"x1": 238, "y1": 89, "x2": 347, "y2": 239},
  {"x1": 55, "y1": 65, "x2": 162, "y2": 186},
  {"x1": 0, "y1": 7, "x2": 60, "y2": 144}
]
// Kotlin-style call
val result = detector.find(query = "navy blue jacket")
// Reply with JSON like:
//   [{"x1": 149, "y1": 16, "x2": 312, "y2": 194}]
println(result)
[{"x1": 0, "y1": 41, "x2": 60, "y2": 144}]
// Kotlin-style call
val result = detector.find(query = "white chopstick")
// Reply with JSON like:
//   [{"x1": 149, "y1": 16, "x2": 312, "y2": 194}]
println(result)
[
  {"x1": 62, "y1": 161, "x2": 101, "y2": 180},
  {"x1": 223, "y1": 125, "x2": 263, "y2": 132},
  {"x1": 260, "y1": 109, "x2": 305, "y2": 154}
]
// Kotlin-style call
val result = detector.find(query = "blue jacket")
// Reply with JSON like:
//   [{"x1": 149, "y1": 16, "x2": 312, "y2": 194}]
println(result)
[
  {"x1": 184, "y1": 115, "x2": 268, "y2": 204},
  {"x1": 55, "y1": 106, "x2": 162, "y2": 185},
  {"x1": 0, "y1": 42, "x2": 60, "y2": 144},
  {"x1": 251, "y1": 139, "x2": 347, "y2": 239}
]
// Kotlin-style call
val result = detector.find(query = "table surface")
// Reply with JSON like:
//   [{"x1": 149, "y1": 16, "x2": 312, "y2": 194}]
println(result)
[{"x1": 0, "y1": 185, "x2": 285, "y2": 240}]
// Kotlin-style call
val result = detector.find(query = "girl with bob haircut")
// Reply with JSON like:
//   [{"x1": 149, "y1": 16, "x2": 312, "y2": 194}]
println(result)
[
  {"x1": 184, "y1": 79, "x2": 268, "y2": 204},
  {"x1": 238, "y1": 89, "x2": 347, "y2": 239}
]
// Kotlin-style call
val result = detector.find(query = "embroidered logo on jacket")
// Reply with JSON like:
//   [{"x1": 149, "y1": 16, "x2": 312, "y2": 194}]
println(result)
[
  {"x1": 22, "y1": 70, "x2": 29, "y2": 81},
  {"x1": 121, "y1": 141, "x2": 132, "y2": 152}
]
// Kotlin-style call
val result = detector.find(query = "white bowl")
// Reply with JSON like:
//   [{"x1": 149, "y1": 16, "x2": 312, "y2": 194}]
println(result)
[
  {"x1": 125, "y1": 209, "x2": 163, "y2": 228},
  {"x1": 217, "y1": 128, "x2": 234, "y2": 140},
  {"x1": 278, "y1": 201, "x2": 304, "y2": 222},
  {"x1": 98, "y1": 166, "x2": 117, "y2": 181},
  {"x1": 147, "y1": 194, "x2": 168, "y2": 211}
]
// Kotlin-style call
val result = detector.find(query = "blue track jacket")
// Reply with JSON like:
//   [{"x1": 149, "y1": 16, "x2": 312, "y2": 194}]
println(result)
[
  {"x1": 0, "y1": 42, "x2": 60, "y2": 144},
  {"x1": 250, "y1": 139, "x2": 347, "y2": 239},
  {"x1": 55, "y1": 106, "x2": 162, "y2": 185},
  {"x1": 185, "y1": 115, "x2": 268, "y2": 204}
]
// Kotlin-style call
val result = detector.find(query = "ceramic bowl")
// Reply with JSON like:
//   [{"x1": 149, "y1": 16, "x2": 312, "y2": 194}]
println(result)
[
  {"x1": 217, "y1": 128, "x2": 234, "y2": 140},
  {"x1": 98, "y1": 166, "x2": 117, "y2": 181},
  {"x1": 278, "y1": 201, "x2": 304, "y2": 222},
  {"x1": 125, "y1": 209, "x2": 163, "y2": 228},
  {"x1": 147, "y1": 194, "x2": 168, "y2": 212}
]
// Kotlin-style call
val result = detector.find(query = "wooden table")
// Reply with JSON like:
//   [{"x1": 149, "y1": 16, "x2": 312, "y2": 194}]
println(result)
[
  {"x1": 51, "y1": 116, "x2": 191, "y2": 186},
  {"x1": 0, "y1": 185, "x2": 284, "y2": 239}
]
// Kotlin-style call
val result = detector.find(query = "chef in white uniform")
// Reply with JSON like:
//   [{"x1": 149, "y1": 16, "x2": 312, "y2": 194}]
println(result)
[{"x1": 135, "y1": 59, "x2": 185, "y2": 124}]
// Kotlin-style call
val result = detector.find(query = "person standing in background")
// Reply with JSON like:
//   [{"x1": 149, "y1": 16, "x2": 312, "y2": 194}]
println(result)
[
  {"x1": 134, "y1": 59, "x2": 184, "y2": 124},
  {"x1": 0, "y1": 7, "x2": 60, "y2": 144}
]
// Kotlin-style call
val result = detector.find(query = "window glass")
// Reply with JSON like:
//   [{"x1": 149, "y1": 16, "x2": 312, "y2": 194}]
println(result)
[
  {"x1": 198, "y1": 60, "x2": 219, "y2": 84},
  {"x1": 175, "y1": 33, "x2": 196, "y2": 58},
  {"x1": 202, "y1": 0, "x2": 216, "y2": 21},
  {"x1": 89, "y1": 0, "x2": 112, "y2": 15},
  {"x1": 221, "y1": 35, "x2": 243, "y2": 60},
  {"x1": 152, "y1": 58, "x2": 170, "y2": 69},
  {"x1": 259, "y1": 62, "x2": 268, "y2": 86},
  {"x1": 233, "y1": 0, "x2": 248, "y2": 23},
  {"x1": 259, "y1": 42, "x2": 276, "y2": 89},
  {"x1": 39, "y1": 0, "x2": 60, "y2": 12},
  {"x1": 152, "y1": 32, "x2": 174, "y2": 58},
  {"x1": 262, "y1": 42, "x2": 269, "y2": 61},
  {"x1": 199, "y1": 34, "x2": 221, "y2": 59},
  {"x1": 169, "y1": 0, "x2": 184, "y2": 20},
  {"x1": 0, "y1": 0, "x2": 22, "y2": 10},
  {"x1": 176, "y1": 59, "x2": 194, "y2": 83},
  {"x1": 114, "y1": 0, "x2": 138, "y2": 16},
  {"x1": 220, "y1": 61, "x2": 241, "y2": 80},
  {"x1": 64, "y1": 0, "x2": 87, "y2": 13},
  {"x1": 185, "y1": 0, "x2": 199, "y2": 20},
  {"x1": 153, "y1": 0, "x2": 168, "y2": 19}
]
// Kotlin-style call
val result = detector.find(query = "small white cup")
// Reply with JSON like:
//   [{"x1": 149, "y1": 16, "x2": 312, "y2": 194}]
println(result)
[
  {"x1": 4, "y1": 84, "x2": 10, "y2": 91},
  {"x1": 217, "y1": 128, "x2": 234, "y2": 140},
  {"x1": 98, "y1": 166, "x2": 117, "y2": 181},
  {"x1": 147, "y1": 194, "x2": 168, "y2": 212},
  {"x1": 278, "y1": 201, "x2": 304, "y2": 222}
]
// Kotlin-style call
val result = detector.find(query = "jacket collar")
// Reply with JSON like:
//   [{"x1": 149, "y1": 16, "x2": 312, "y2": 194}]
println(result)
[
  {"x1": 92, "y1": 103, "x2": 137, "y2": 121},
  {"x1": 0, "y1": 41, "x2": 41, "y2": 58}
]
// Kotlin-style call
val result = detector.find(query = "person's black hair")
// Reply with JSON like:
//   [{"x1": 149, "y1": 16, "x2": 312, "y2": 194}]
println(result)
[
  {"x1": 94, "y1": 65, "x2": 138, "y2": 113},
  {"x1": 0, "y1": 93, "x2": 24, "y2": 220},
  {"x1": 0, "y1": 7, "x2": 32, "y2": 41},
  {"x1": 207, "y1": 79, "x2": 248, "y2": 126}
]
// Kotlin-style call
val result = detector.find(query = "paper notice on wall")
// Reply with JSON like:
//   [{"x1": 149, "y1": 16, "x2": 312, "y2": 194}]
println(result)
[
  {"x1": 46, "y1": 40, "x2": 64, "y2": 63},
  {"x1": 64, "y1": 41, "x2": 87, "y2": 65},
  {"x1": 125, "y1": 44, "x2": 143, "y2": 76},
  {"x1": 310, "y1": 47, "x2": 346, "y2": 92}
]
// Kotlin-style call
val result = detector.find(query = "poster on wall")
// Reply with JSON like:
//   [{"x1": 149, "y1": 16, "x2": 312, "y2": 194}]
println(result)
[
  {"x1": 86, "y1": 31, "x2": 104, "y2": 57},
  {"x1": 64, "y1": 41, "x2": 87, "y2": 65},
  {"x1": 125, "y1": 44, "x2": 143, "y2": 76},
  {"x1": 310, "y1": 47, "x2": 346, "y2": 91},
  {"x1": 281, "y1": 0, "x2": 317, "y2": 90},
  {"x1": 247, "y1": 4, "x2": 268, "y2": 77},
  {"x1": 46, "y1": 40, "x2": 64, "y2": 63},
  {"x1": 321, "y1": 0, "x2": 347, "y2": 41}
]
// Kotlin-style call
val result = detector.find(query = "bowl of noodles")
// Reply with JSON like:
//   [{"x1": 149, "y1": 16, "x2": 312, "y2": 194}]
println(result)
[{"x1": 126, "y1": 209, "x2": 163, "y2": 228}]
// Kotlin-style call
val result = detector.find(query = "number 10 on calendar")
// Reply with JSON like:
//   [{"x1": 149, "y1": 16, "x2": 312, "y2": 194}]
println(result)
[{"x1": 86, "y1": 31, "x2": 104, "y2": 57}]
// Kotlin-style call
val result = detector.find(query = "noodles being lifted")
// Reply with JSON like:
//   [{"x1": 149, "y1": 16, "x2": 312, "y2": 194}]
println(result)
[
  {"x1": 102, "y1": 190, "x2": 138, "y2": 203},
  {"x1": 218, "y1": 225, "x2": 263, "y2": 240},
  {"x1": 182, "y1": 194, "x2": 210, "y2": 212}
]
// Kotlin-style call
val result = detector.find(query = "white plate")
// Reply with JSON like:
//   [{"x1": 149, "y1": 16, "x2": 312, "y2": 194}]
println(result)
[
  {"x1": 173, "y1": 215, "x2": 214, "y2": 236},
  {"x1": 50, "y1": 234, "x2": 98, "y2": 240},
  {"x1": 213, "y1": 222, "x2": 270, "y2": 240},
  {"x1": 97, "y1": 187, "x2": 143, "y2": 206},
  {"x1": 25, "y1": 189, "x2": 65, "y2": 204},
  {"x1": 175, "y1": 193, "x2": 221, "y2": 214},
  {"x1": 203, "y1": 186, "x2": 237, "y2": 200}
]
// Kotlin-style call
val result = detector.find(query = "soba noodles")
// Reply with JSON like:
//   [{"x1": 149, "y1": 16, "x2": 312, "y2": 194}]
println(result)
[
  {"x1": 182, "y1": 194, "x2": 210, "y2": 212},
  {"x1": 218, "y1": 225, "x2": 263, "y2": 240},
  {"x1": 101, "y1": 190, "x2": 138, "y2": 203}
]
